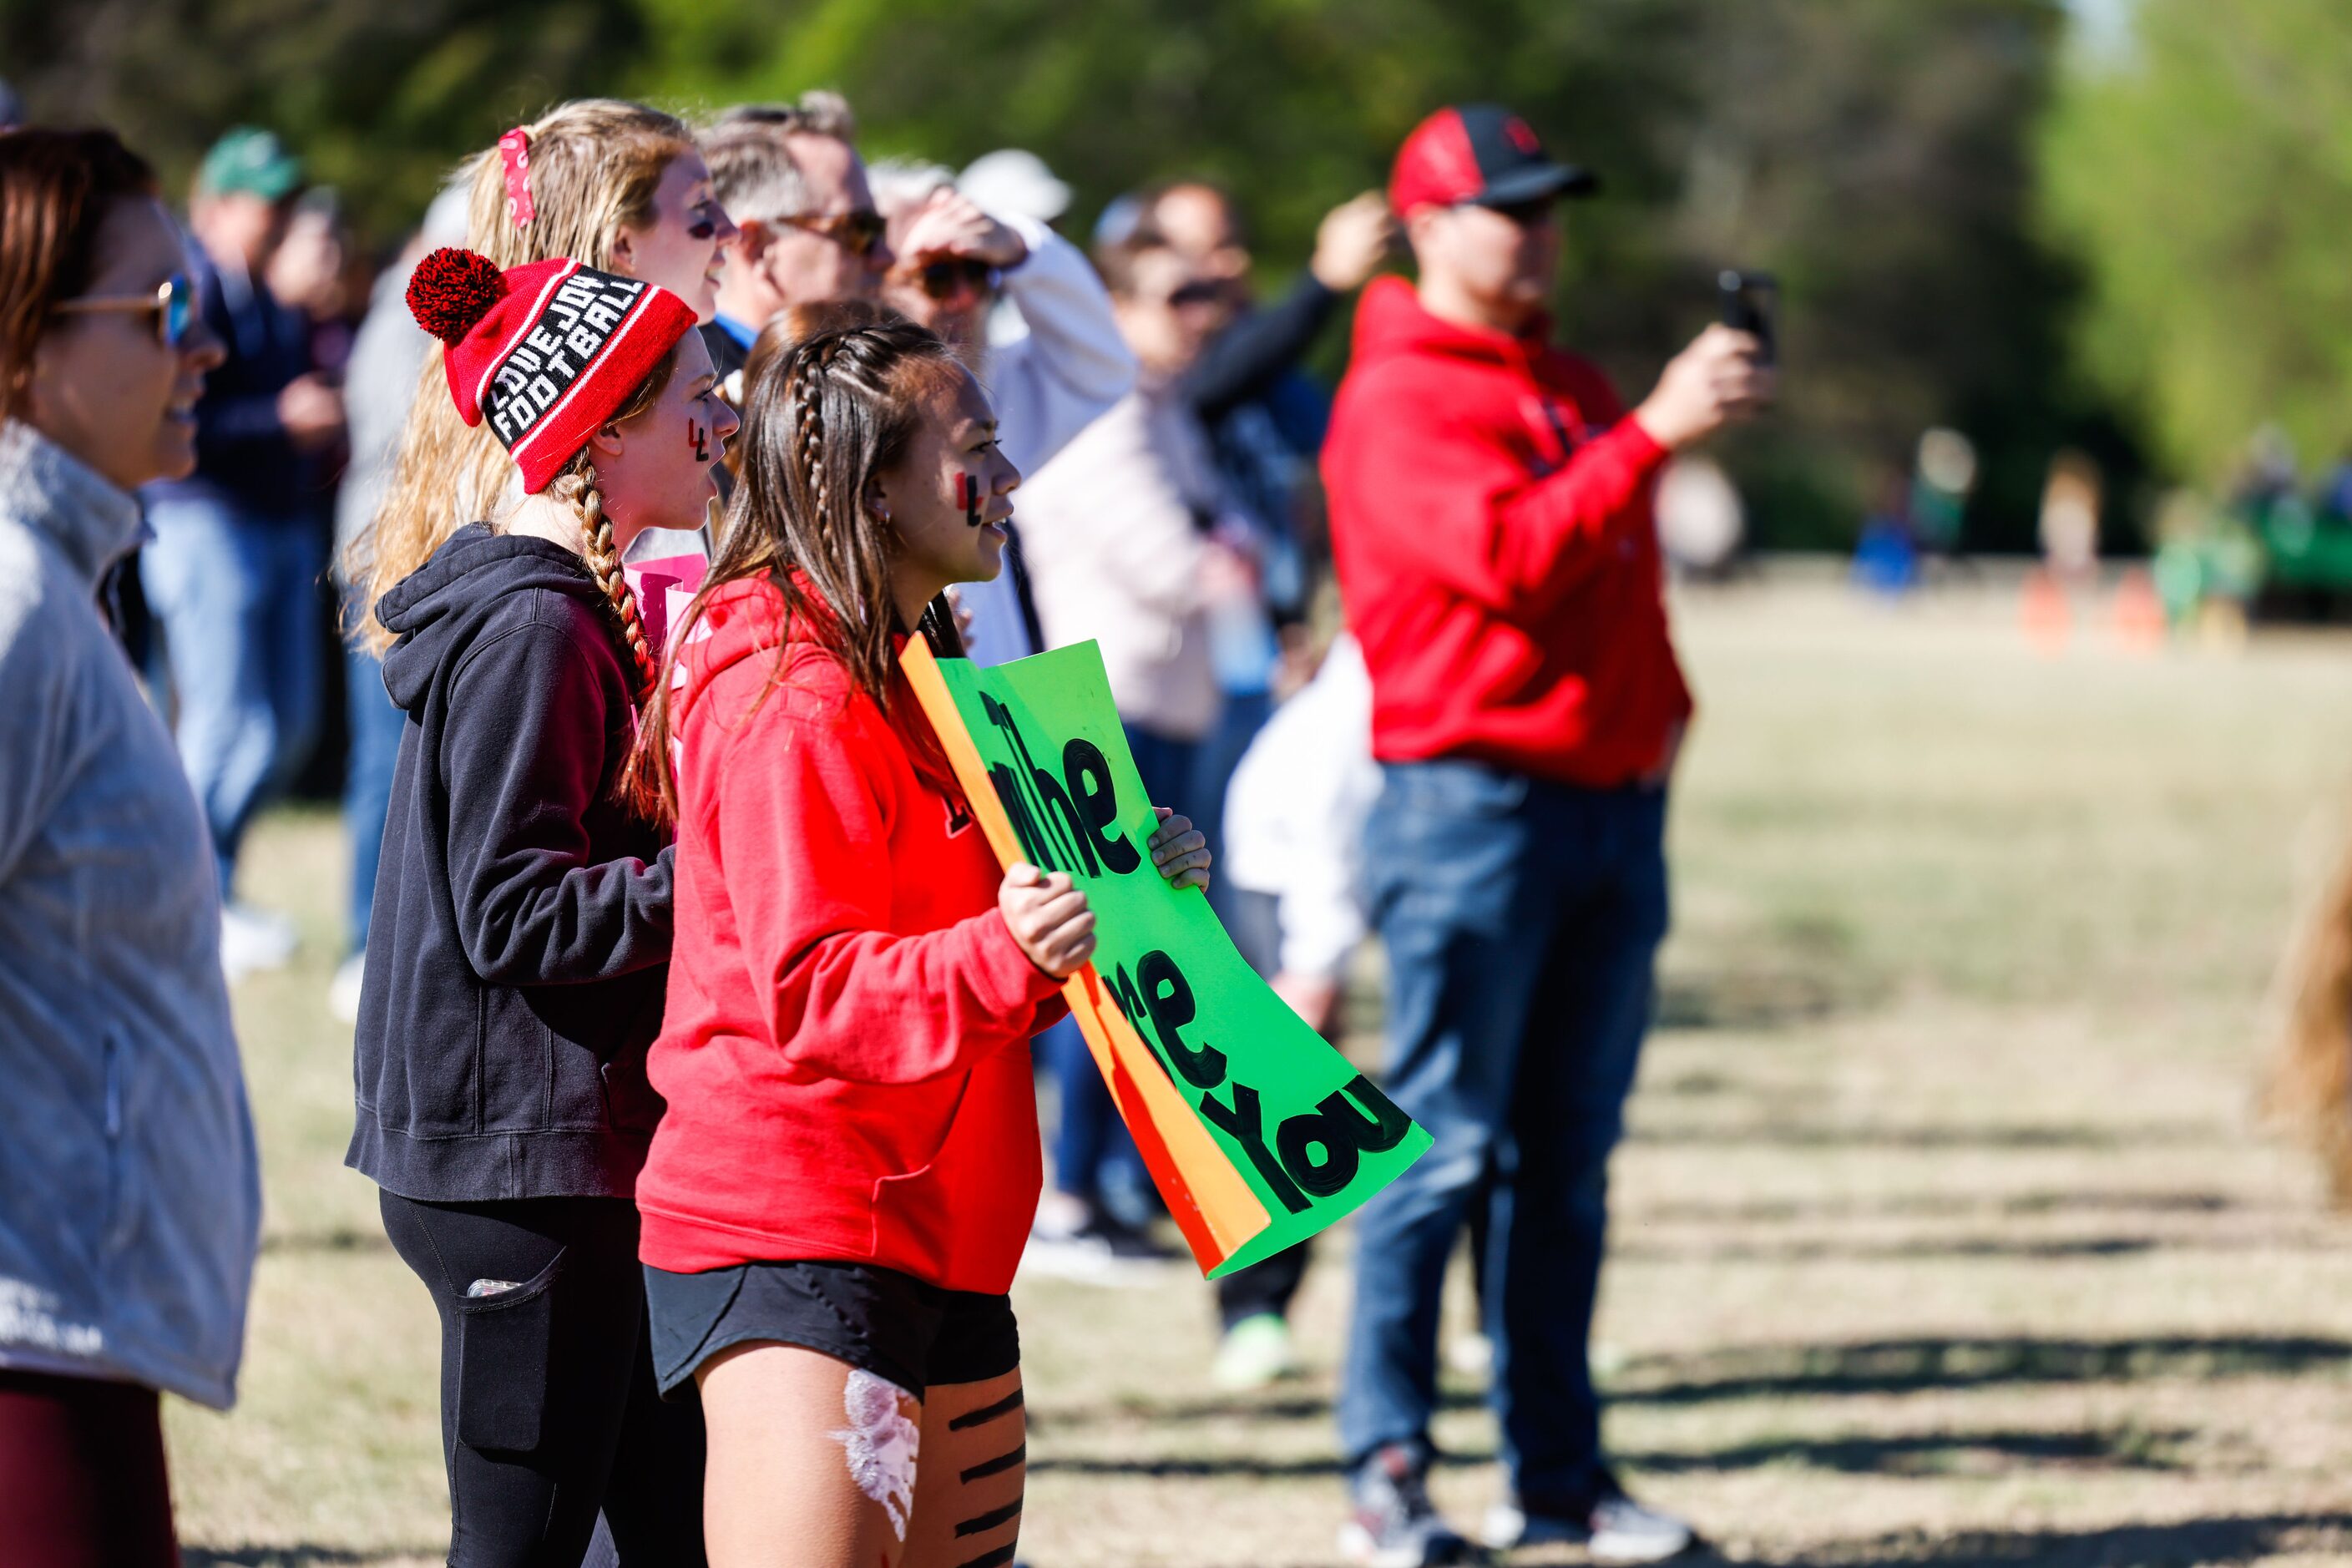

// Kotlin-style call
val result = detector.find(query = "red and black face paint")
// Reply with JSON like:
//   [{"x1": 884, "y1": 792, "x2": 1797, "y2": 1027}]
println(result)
[
  {"x1": 688, "y1": 417, "x2": 711, "y2": 463},
  {"x1": 959, "y1": 472, "x2": 984, "y2": 528}
]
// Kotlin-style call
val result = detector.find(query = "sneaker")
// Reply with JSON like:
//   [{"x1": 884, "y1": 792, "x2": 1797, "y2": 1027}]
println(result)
[
  {"x1": 1444, "y1": 1330, "x2": 1494, "y2": 1379},
  {"x1": 1482, "y1": 1477, "x2": 1697, "y2": 1564},
  {"x1": 1338, "y1": 1444, "x2": 1487, "y2": 1567},
  {"x1": 220, "y1": 901, "x2": 296, "y2": 982},
  {"x1": 1211, "y1": 1313, "x2": 1302, "y2": 1391},
  {"x1": 1018, "y1": 1201, "x2": 1180, "y2": 1284},
  {"x1": 327, "y1": 953, "x2": 367, "y2": 1024}
]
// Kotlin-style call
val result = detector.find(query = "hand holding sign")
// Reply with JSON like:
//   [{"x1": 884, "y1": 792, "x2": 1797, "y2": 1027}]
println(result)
[
  {"x1": 903, "y1": 637, "x2": 1430, "y2": 1277},
  {"x1": 1147, "y1": 807, "x2": 1211, "y2": 890},
  {"x1": 999, "y1": 864, "x2": 1097, "y2": 978}
]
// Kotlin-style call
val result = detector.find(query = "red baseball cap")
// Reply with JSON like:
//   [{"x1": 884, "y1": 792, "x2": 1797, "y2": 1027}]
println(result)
[
  {"x1": 1389, "y1": 104, "x2": 1598, "y2": 216},
  {"x1": 406, "y1": 248, "x2": 697, "y2": 494}
]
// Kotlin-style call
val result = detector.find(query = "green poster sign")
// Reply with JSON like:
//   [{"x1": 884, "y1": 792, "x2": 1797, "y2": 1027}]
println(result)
[{"x1": 929, "y1": 642, "x2": 1431, "y2": 1276}]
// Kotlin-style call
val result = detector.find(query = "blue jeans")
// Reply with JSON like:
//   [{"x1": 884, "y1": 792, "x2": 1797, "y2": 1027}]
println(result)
[
  {"x1": 140, "y1": 498, "x2": 324, "y2": 895},
  {"x1": 1338, "y1": 761, "x2": 1668, "y2": 1505},
  {"x1": 342, "y1": 607, "x2": 406, "y2": 955},
  {"x1": 1189, "y1": 687, "x2": 1270, "y2": 928},
  {"x1": 1046, "y1": 721, "x2": 1197, "y2": 1208}
]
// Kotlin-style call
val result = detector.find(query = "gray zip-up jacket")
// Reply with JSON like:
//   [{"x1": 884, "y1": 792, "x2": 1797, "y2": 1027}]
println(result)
[{"x1": 0, "y1": 419, "x2": 260, "y2": 1409}]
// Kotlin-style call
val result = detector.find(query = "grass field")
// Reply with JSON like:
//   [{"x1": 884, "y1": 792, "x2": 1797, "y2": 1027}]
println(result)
[{"x1": 168, "y1": 576, "x2": 2352, "y2": 1567}]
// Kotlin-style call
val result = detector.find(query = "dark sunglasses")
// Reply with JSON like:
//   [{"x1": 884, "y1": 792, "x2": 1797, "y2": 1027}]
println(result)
[
  {"x1": 52, "y1": 275, "x2": 195, "y2": 347},
  {"x1": 775, "y1": 208, "x2": 888, "y2": 259},
  {"x1": 904, "y1": 257, "x2": 1001, "y2": 301},
  {"x1": 1161, "y1": 279, "x2": 1227, "y2": 310},
  {"x1": 1482, "y1": 195, "x2": 1559, "y2": 229}
]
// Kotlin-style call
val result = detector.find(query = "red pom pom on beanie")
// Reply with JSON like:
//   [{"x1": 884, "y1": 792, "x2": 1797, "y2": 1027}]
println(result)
[
  {"x1": 407, "y1": 247, "x2": 508, "y2": 344},
  {"x1": 416, "y1": 247, "x2": 697, "y2": 493}
]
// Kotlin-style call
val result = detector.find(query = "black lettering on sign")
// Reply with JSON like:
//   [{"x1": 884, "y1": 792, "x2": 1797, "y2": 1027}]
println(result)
[
  {"x1": 975, "y1": 693, "x2": 1150, "y2": 881},
  {"x1": 989, "y1": 761, "x2": 1055, "y2": 873},
  {"x1": 1275, "y1": 1074, "x2": 1414, "y2": 1198},
  {"x1": 1198, "y1": 1081, "x2": 1311, "y2": 1214},
  {"x1": 1106, "y1": 946, "x2": 1407, "y2": 1214},
  {"x1": 1137, "y1": 949, "x2": 1227, "y2": 1090},
  {"x1": 1063, "y1": 739, "x2": 1141, "y2": 874},
  {"x1": 1105, "y1": 961, "x2": 1172, "y2": 1083},
  {"x1": 1029, "y1": 765, "x2": 1095, "y2": 877},
  {"x1": 981, "y1": 693, "x2": 1081, "y2": 873}
]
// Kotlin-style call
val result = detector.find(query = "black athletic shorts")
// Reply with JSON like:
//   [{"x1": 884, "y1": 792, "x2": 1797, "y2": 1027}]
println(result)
[{"x1": 644, "y1": 1258, "x2": 1019, "y2": 1400}]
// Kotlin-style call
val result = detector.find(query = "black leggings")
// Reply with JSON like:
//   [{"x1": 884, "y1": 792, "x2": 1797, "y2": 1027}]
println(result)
[{"x1": 380, "y1": 1191, "x2": 705, "y2": 1567}]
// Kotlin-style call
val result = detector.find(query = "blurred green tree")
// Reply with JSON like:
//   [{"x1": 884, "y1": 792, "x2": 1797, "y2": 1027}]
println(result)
[
  {"x1": 2, "y1": 0, "x2": 2120, "y2": 547},
  {"x1": 0, "y1": 0, "x2": 646, "y2": 237},
  {"x1": 625, "y1": 0, "x2": 2103, "y2": 547},
  {"x1": 2041, "y1": 0, "x2": 2352, "y2": 485}
]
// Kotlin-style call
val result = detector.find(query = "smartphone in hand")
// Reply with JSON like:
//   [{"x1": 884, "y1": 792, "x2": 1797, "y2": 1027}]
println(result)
[{"x1": 1717, "y1": 270, "x2": 1778, "y2": 367}]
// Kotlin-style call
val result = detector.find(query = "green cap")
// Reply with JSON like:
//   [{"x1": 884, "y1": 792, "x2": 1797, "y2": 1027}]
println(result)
[{"x1": 198, "y1": 126, "x2": 302, "y2": 202}]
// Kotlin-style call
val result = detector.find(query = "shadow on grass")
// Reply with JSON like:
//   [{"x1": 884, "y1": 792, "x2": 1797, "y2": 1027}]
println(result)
[
  {"x1": 1626, "y1": 1120, "x2": 2226, "y2": 1151},
  {"x1": 1031, "y1": 1424, "x2": 2188, "y2": 1481},
  {"x1": 1612, "y1": 1236, "x2": 2167, "y2": 1264},
  {"x1": 186, "y1": 1550, "x2": 432, "y2": 1566},
  {"x1": 1656, "y1": 969, "x2": 1847, "y2": 1031},
  {"x1": 1612, "y1": 1335, "x2": 2352, "y2": 1405},
  {"x1": 1620, "y1": 1424, "x2": 2191, "y2": 1476},
  {"x1": 1790, "y1": 1511, "x2": 2352, "y2": 1566},
  {"x1": 1044, "y1": 1334, "x2": 2352, "y2": 1433},
  {"x1": 1626, "y1": 1191, "x2": 2240, "y2": 1224},
  {"x1": 1029, "y1": 1447, "x2": 1479, "y2": 1479},
  {"x1": 1619, "y1": 1229, "x2": 2346, "y2": 1264},
  {"x1": 258, "y1": 1227, "x2": 390, "y2": 1257}
]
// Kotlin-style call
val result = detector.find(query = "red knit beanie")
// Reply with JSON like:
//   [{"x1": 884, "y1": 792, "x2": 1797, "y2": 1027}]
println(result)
[{"x1": 406, "y1": 247, "x2": 697, "y2": 494}]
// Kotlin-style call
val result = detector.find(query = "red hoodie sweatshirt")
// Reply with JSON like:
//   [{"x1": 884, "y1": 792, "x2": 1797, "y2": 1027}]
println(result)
[
  {"x1": 636, "y1": 577, "x2": 1066, "y2": 1294},
  {"x1": 1324, "y1": 276, "x2": 1692, "y2": 786}
]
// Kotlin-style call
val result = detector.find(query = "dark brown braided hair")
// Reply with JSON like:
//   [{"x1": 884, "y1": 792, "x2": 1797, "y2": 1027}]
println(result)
[{"x1": 627, "y1": 301, "x2": 966, "y2": 820}]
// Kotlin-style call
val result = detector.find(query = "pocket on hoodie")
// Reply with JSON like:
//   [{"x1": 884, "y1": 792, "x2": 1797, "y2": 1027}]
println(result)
[{"x1": 477, "y1": 989, "x2": 560, "y2": 1133}]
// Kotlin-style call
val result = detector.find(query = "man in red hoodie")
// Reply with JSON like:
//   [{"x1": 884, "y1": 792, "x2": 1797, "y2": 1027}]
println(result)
[{"x1": 1327, "y1": 105, "x2": 1770, "y2": 1566}]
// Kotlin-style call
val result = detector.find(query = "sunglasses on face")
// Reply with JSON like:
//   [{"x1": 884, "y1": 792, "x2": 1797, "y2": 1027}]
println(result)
[
  {"x1": 774, "y1": 208, "x2": 888, "y2": 259},
  {"x1": 903, "y1": 257, "x2": 1000, "y2": 301},
  {"x1": 52, "y1": 275, "x2": 196, "y2": 348},
  {"x1": 1482, "y1": 196, "x2": 1559, "y2": 230},
  {"x1": 1161, "y1": 279, "x2": 1227, "y2": 310}
]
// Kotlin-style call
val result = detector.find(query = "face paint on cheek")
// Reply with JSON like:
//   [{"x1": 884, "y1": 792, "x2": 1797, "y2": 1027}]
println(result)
[
  {"x1": 959, "y1": 472, "x2": 983, "y2": 529},
  {"x1": 687, "y1": 417, "x2": 710, "y2": 463}
]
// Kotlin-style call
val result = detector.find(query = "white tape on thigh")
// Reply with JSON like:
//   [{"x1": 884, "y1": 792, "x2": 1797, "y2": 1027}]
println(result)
[{"x1": 828, "y1": 1368, "x2": 920, "y2": 1540}]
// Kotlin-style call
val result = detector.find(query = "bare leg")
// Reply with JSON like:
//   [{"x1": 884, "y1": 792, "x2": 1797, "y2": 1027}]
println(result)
[
  {"x1": 903, "y1": 1368, "x2": 1025, "y2": 1568},
  {"x1": 698, "y1": 1342, "x2": 921, "y2": 1568}
]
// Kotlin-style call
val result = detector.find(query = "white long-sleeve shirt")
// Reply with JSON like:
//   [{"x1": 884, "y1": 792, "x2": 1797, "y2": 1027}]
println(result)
[
  {"x1": 1221, "y1": 636, "x2": 1379, "y2": 980},
  {"x1": 1014, "y1": 387, "x2": 1219, "y2": 740},
  {"x1": 957, "y1": 212, "x2": 1135, "y2": 666}
]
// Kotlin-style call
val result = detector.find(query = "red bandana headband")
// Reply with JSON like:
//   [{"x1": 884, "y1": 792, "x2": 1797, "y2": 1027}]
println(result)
[{"x1": 498, "y1": 128, "x2": 536, "y2": 227}]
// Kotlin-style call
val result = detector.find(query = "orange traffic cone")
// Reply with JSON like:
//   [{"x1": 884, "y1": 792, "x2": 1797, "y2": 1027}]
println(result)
[{"x1": 2021, "y1": 566, "x2": 2071, "y2": 654}]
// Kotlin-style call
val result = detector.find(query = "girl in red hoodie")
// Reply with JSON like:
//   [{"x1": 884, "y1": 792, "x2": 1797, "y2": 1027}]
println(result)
[{"x1": 631, "y1": 302, "x2": 1209, "y2": 1568}]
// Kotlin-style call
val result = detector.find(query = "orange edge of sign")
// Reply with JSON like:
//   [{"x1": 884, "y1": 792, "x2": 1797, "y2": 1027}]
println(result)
[{"x1": 901, "y1": 639, "x2": 1272, "y2": 1273}]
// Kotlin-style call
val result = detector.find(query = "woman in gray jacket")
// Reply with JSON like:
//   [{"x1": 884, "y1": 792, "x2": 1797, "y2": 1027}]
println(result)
[{"x1": 0, "y1": 125, "x2": 260, "y2": 1565}]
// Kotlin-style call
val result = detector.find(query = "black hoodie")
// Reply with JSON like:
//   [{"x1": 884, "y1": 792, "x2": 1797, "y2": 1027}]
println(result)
[{"x1": 348, "y1": 524, "x2": 674, "y2": 1201}]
